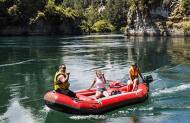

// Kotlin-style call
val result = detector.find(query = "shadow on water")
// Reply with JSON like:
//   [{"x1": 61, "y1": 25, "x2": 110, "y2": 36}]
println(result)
[{"x1": 0, "y1": 35, "x2": 190, "y2": 123}]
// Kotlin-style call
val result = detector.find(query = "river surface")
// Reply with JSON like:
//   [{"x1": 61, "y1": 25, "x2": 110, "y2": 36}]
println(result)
[{"x1": 0, "y1": 34, "x2": 190, "y2": 123}]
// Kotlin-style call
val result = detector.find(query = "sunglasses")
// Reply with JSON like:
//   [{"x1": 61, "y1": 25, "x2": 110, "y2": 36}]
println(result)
[{"x1": 60, "y1": 66, "x2": 66, "y2": 69}]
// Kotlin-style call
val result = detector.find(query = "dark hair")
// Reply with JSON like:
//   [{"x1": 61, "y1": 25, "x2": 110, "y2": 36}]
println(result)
[
  {"x1": 59, "y1": 64, "x2": 66, "y2": 69},
  {"x1": 131, "y1": 62, "x2": 137, "y2": 66}
]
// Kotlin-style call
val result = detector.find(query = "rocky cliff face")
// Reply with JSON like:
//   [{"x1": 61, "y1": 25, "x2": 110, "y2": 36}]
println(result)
[{"x1": 124, "y1": 0, "x2": 190, "y2": 36}]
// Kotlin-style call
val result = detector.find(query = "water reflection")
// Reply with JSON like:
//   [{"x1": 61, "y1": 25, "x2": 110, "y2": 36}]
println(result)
[
  {"x1": 0, "y1": 99, "x2": 36, "y2": 123},
  {"x1": 0, "y1": 78, "x2": 47, "y2": 123},
  {"x1": 0, "y1": 35, "x2": 190, "y2": 123},
  {"x1": 0, "y1": 98, "x2": 50, "y2": 123}
]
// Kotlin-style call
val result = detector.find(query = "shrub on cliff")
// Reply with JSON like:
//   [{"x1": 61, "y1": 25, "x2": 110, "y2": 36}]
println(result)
[
  {"x1": 7, "y1": 5, "x2": 22, "y2": 25},
  {"x1": 30, "y1": 2, "x2": 80, "y2": 25},
  {"x1": 92, "y1": 20, "x2": 115, "y2": 33},
  {"x1": 181, "y1": 0, "x2": 190, "y2": 15},
  {"x1": 182, "y1": 21, "x2": 190, "y2": 32},
  {"x1": 28, "y1": 1, "x2": 82, "y2": 34},
  {"x1": 102, "y1": 0, "x2": 128, "y2": 30},
  {"x1": 84, "y1": 6, "x2": 100, "y2": 29}
]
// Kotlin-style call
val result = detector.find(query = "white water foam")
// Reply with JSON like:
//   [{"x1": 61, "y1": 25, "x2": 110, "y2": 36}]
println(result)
[
  {"x1": 41, "y1": 105, "x2": 51, "y2": 113},
  {"x1": 0, "y1": 100, "x2": 36, "y2": 123},
  {"x1": 35, "y1": 105, "x2": 51, "y2": 123},
  {"x1": 70, "y1": 115, "x2": 106, "y2": 120},
  {"x1": 152, "y1": 83, "x2": 190, "y2": 96},
  {"x1": 0, "y1": 99, "x2": 49, "y2": 123}
]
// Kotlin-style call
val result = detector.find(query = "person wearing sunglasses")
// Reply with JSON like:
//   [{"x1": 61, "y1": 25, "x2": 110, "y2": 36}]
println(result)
[{"x1": 53, "y1": 64, "x2": 76, "y2": 97}]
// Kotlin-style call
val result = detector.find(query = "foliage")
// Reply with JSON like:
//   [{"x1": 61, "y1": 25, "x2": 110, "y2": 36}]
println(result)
[
  {"x1": 29, "y1": 11, "x2": 45, "y2": 25},
  {"x1": 92, "y1": 20, "x2": 115, "y2": 32},
  {"x1": 181, "y1": 0, "x2": 190, "y2": 15},
  {"x1": 7, "y1": 4, "x2": 23, "y2": 25},
  {"x1": 102, "y1": 0, "x2": 128, "y2": 30},
  {"x1": 80, "y1": 20, "x2": 91, "y2": 33},
  {"x1": 0, "y1": 0, "x2": 190, "y2": 34},
  {"x1": 182, "y1": 20, "x2": 190, "y2": 31},
  {"x1": 84, "y1": 6, "x2": 100, "y2": 27},
  {"x1": 43, "y1": 3, "x2": 80, "y2": 25},
  {"x1": 7, "y1": 4, "x2": 17, "y2": 16},
  {"x1": 120, "y1": 26, "x2": 126, "y2": 33},
  {"x1": 16, "y1": 0, "x2": 47, "y2": 24},
  {"x1": 166, "y1": 21, "x2": 173, "y2": 28}
]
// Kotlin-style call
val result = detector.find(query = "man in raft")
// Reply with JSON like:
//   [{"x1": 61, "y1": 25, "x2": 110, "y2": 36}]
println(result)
[
  {"x1": 128, "y1": 62, "x2": 145, "y2": 91},
  {"x1": 53, "y1": 64, "x2": 76, "y2": 97}
]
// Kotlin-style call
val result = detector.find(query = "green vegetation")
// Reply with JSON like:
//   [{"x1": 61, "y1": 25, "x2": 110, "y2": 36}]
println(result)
[
  {"x1": 182, "y1": 0, "x2": 190, "y2": 15},
  {"x1": 182, "y1": 21, "x2": 190, "y2": 32},
  {"x1": 0, "y1": 0, "x2": 190, "y2": 35},
  {"x1": 92, "y1": 20, "x2": 115, "y2": 32}
]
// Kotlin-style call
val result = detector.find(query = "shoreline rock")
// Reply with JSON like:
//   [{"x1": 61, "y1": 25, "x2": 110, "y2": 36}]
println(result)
[
  {"x1": 0, "y1": 20, "x2": 82, "y2": 36},
  {"x1": 124, "y1": 28, "x2": 190, "y2": 37}
]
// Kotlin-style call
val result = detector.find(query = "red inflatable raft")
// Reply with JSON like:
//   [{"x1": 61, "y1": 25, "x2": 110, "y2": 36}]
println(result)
[{"x1": 44, "y1": 80, "x2": 150, "y2": 115}]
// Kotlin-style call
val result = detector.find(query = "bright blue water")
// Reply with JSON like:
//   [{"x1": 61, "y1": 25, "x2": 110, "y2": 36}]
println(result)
[{"x1": 0, "y1": 35, "x2": 190, "y2": 123}]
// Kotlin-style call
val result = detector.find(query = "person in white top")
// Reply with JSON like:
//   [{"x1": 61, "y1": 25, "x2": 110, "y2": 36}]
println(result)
[{"x1": 89, "y1": 70, "x2": 109, "y2": 99}]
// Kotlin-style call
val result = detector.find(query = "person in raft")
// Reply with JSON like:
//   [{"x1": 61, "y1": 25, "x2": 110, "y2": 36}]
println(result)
[
  {"x1": 127, "y1": 62, "x2": 145, "y2": 91},
  {"x1": 53, "y1": 64, "x2": 76, "y2": 98},
  {"x1": 89, "y1": 70, "x2": 109, "y2": 99}
]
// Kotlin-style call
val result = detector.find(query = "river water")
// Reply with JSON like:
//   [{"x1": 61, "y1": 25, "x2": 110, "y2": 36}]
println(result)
[{"x1": 0, "y1": 35, "x2": 190, "y2": 123}]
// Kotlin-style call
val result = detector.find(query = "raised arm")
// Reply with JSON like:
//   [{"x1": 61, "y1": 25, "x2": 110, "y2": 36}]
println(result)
[
  {"x1": 102, "y1": 73, "x2": 106, "y2": 84},
  {"x1": 57, "y1": 73, "x2": 70, "y2": 84}
]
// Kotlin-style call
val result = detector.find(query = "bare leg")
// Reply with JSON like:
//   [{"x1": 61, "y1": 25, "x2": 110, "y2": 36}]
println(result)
[
  {"x1": 96, "y1": 91, "x2": 102, "y2": 99},
  {"x1": 127, "y1": 80, "x2": 133, "y2": 92},
  {"x1": 132, "y1": 79, "x2": 139, "y2": 91},
  {"x1": 103, "y1": 91, "x2": 109, "y2": 97}
]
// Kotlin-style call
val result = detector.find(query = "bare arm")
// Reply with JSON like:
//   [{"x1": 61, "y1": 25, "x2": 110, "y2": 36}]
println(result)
[
  {"x1": 102, "y1": 74, "x2": 106, "y2": 84},
  {"x1": 128, "y1": 70, "x2": 132, "y2": 81},
  {"x1": 58, "y1": 73, "x2": 70, "y2": 84}
]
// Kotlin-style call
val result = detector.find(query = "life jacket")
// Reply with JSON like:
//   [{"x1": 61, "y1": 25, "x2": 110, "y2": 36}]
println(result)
[
  {"x1": 54, "y1": 71, "x2": 70, "y2": 90},
  {"x1": 129, "y1": 66, "x2": 139, "y2": 80}
]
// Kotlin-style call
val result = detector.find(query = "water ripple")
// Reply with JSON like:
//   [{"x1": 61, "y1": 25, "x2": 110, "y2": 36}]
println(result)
[
  {"x1": 151, "y1": 83, "x2": 190, "y2": 96},
  {"x1": 0, "y1": 59, "x2": 34, "y2": 67}
]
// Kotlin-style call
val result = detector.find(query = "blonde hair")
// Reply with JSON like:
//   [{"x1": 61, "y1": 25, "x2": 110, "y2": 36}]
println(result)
[{"x1": 96, "y1": 70, "x2": 103, "y2": 75}]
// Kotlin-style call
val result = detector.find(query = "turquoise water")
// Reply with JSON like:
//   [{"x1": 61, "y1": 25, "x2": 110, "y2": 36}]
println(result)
[{"x1": 0, "y1": 35, "x2": 190, "y2": 123}]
